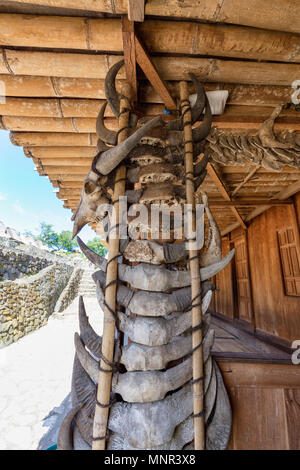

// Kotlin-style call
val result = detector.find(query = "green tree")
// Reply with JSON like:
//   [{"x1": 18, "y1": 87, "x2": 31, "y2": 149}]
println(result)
[
  {"x1": 37, "y1": 222, "x2": 59, "y2": 250},
  {"x1": 87, "y1": 237, "x2": 108, "y2": 257},
  {"x1": 57, "y1": 230, "x2": 77, "y2": 253}
]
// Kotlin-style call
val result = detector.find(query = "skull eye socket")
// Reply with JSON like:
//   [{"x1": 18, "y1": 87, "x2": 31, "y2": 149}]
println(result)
[{"x1": 84, "y1": 180, "x2": 97, "y2": 194}]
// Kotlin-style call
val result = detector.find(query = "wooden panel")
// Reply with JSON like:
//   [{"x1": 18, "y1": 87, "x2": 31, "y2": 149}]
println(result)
[
  {"x1": 277, "y1": 227, "x2": 300, "y2": 296},
  {"x1": 228, "y1": 387, "x2": 288, "y2": 449},
  {"x1": 219, "y1": 362, "x2": 300, "y2": 388},
  {"x1": 214, "y1": 238, "x2": 234, "y2": 319},
  {"x1": 284, "y1": 389, "x2": 300, "y2": 450},
  {"x1": 218, "y1": 361, "x2": 300, "y2": 450},
  {"x1": 294, "y1": 192, "x2": 300, "y2": 228},
  {"x1": 247, "y1": 206, "x2": 300, "y2": 341},
  {"x1": 232, "y1": 233, "x2": 253, "y2": 324}
]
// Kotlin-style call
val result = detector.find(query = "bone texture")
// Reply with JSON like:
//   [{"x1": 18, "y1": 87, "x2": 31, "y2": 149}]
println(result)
[
  {"x1": 60, "y1": 62, "x2": 233, "y2": 450},
  {"x1": 207, "y1": 107, "x2": 300, "y2": 172}
]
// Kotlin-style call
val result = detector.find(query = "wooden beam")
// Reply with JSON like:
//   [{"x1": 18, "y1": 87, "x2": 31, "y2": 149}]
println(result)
[
  {"x1": 207, "y1": 163, "x2": 247, "y2": 230},
  {"x1": 122, "y1": 16, "x2": 138, "y2": 102},
  {"x1": 221, "y1": 178, "x2": 300, "y2": 235},
  {"x1": 135, "y1": 35, "x2": 176, "y2": 110},
  {"x1": 128, "y1": 0, "x2": 145, "y2": 22},
  {"x1": 231, "y1": 165, "x2": 260, "y2": 197}
]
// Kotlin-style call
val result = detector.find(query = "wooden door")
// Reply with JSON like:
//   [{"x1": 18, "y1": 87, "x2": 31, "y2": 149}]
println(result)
[{"x1": 232, "y1": 232, "x2": 253, "y2": 325}]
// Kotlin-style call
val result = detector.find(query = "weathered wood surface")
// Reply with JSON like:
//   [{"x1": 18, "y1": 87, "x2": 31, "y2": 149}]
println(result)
[
  {"x1": 222, "y1": 180, "x2": 300, "y2": 235},
  {"x1": 1, "y1": 14, "x2": 300, "y2": 63},
  {"x1": 217, "y1": 361, "x2": 300, "y2": 450},
  {"x1": 92, "y1": 86, "x2": 132, "y2": 450},
  {"x1": 0, "y1": 50, "x2": 300, "y2": 86},
  {"x1": 5, "y1": 1, "x2": 300, "y2": 34},
  {"x1": 0, "y1": 76, "x2": 295, "y2": 108},
  {"x1": 215, "y1": 202, "x2": 300, "y2": 342}
]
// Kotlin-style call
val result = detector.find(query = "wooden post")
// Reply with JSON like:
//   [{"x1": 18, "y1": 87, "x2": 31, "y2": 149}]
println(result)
[
  {"x1": 180, "y1": 81, "x2": 205, "y2": 450},
  {"x1": 92, "y1": 82, "x2": 132, "y2": 450}
]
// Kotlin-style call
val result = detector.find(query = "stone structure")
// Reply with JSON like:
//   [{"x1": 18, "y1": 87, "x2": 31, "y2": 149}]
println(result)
[
  {"x1": 0, "y1": 234, "x2": 96, "y2": 347},
  {"x1": 0, "y1": 264, "x2": 74, "y2": 346},
  {"x1": 54, "y1": 267, "x2": 83, "y2": 313}
]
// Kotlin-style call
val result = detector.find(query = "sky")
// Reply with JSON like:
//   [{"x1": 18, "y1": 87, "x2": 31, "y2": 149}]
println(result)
[{"x1": 0, "y1": 129, "x2": 95, "y2": 243}]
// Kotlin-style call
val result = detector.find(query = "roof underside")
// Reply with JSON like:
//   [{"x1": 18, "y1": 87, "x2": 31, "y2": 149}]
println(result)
[{"x1": 1, "y1": 0, "x2": 300, "y2": 234}]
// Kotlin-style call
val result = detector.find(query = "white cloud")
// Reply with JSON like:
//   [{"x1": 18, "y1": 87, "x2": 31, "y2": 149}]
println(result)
[{"x1": 0, "y1": 192, "x2": 7, "y2": 201}]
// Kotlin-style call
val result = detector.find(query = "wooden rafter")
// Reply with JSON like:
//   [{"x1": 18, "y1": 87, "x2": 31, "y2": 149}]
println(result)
[
  {"x1": 135, "y1": 35, "x2": 177, "y2": 111},
  {"x1": 122, "y1": 17, "x2": 138, "y2": 102},
  {"x1": 122, "y1": 15, "x2": 176, "y2": 111},
  {"x1": 127, "y1": 0, "x2": 145, "y2": 22},
  {"x1": 231, "y1": 165, "x2": 260, "y2": 197},
  {"x1": 207, "y1": 163, "x2": 247, "y2": 230},
  {"x1": 221, "y1": 178, "x2": 300, "y2": 236}
]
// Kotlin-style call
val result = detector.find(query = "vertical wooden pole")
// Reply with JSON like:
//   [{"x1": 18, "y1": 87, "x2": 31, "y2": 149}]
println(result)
[
  {"x1": 92, "y1": 82, "x2": 132, "y2": 450},
  {"x1": 180, "y1": 80, "x2": 205, "y2": 450}
]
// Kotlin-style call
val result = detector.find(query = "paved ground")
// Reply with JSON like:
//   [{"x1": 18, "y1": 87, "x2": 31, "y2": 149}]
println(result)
[{"x1": 0, "y1": 296, "x2": 103, "y2": 450}]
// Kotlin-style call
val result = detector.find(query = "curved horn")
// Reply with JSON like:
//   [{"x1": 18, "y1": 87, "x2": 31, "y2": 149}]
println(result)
[
  {"x1": 57, "y1": 404, "x2": 82, "y2": 450},
  {"x1": 74, "y1": 333, "x2": 99, "y2": 383},
  {"x1": 77, "y1": 237, "x2": 107, "y2": 270},
  {"x1": 189, "y1": 73, "x2": 206, "y2": 123},
  {"x1": 78, "y1": 295, "x2": 102, "y2": 358},
  {"x1": 97, "y1": 138, "x2": 109, "y2": 152},
  {"x1": 194, "y1": 149, "x2": 209, "y2": 176},
  {"x1": 105, "y1": 59, "x2": 124, "y2": 118},
  {"x1": 96, "y1": 101, "x2": 117, "y2": 146},
  {"x1": 192, "y1": 95, "x2": 212, "y2": 142},
  {"x1": 96, "y1": 115, "x2": 162, "y2": 175},
  {"x1": 167, "y1": 75, "x2": 206, "y2": 131},
  {"x1": 258, "y1": 105, "x2": 291, "y2": 149}
]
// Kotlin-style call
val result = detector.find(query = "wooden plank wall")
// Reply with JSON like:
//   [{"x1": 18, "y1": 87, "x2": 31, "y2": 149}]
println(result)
[
  {"x1": 219, "y1": 362, "x2": 300, "y2": 450},
  {"x1": 213, "y1": 192, "x2": 300, "y2": 343}
]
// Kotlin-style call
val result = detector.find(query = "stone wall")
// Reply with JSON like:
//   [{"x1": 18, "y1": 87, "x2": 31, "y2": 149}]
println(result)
[
  {"x1": 0, "y1": 248, "x2": 52, "y2": 281},
  {"x1": 0, "y1": 263, "x2": 74, "y2": 347},
  {"x1": 54, "y1": 267, "x2": 83, "y2": 313},
  {"x1": 0, "y1": 236, "x2": 80, "y2": 281}
]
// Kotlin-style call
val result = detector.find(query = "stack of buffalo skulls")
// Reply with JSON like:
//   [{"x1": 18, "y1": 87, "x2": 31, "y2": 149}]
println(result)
[{"x1": 57, "y1": 60, "x2": 234, "y2": 450}]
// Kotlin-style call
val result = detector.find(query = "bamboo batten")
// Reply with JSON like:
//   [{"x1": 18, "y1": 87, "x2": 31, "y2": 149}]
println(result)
[
  {"x1": 3, "y1": 108, "x2": 300, "y2": 134},
  {"x1": 180, "y1": 80, "x2": 205, "y2": 449},
  {"x1": 24, "y1": 146, "x2": 97, "y2": 158},
  {"x1": 0, "y1": 116, "x2": 118, "y2": 132},
  {"x1": 92, "y1": 84, "x2": 132, "y2": 450},
  {"x1": 9, "y1": 0, "x2": 300, "y2": 33},
  {"x1": 0, "y1": 50, "x2": 300, "y2": 86},
  {"x1": 1, "y1": 15, "x2": 300, "y2": 63},
  {"x1": 0, "y1": 97, "x2": 162, "y2": 118},
  {"x1": 1, "y1": 98, "x2": 299, "y2": 120},
  {"x1": 10, "y1": 132, "x2": 97, "y2": 147},
  {"x1": 0, "y1": 75, "x2": 295, "y2": 107}
]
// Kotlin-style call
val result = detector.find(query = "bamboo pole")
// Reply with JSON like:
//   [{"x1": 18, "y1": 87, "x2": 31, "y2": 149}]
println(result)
[
  {"x1": 0, "y1": 75, "x2": 294, "y2": 107},
  {"x1": 3, "y1": 108, "x2": 300, "y2": 134},
  {"x1": 24, "y1": 146, "x2": 97, "y2": 158},
  {"x1": 1, "y1": 49, "x2": 300, "y2": 86},
  {"x1": 1, "y1": 14, "x2": 300, "y2": 63},
  {"x1": 92, "y1": 82, "x2": 132, "y2": 450},
  {"x1": 10, "y1": 132, "x2": 97, "y2": 147},
  {"x1": 180, "y1": 81, "x2": 205, "y2": 450},
  {"x1": 3, "y1": 97, "x2": 300, "y2": 121},
  {"x1": 8, "y1": 1, "x2": 300, "y2": 33},
  {"x1": 0, "y1": 97, "x2": 161, "y2": 118}
]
